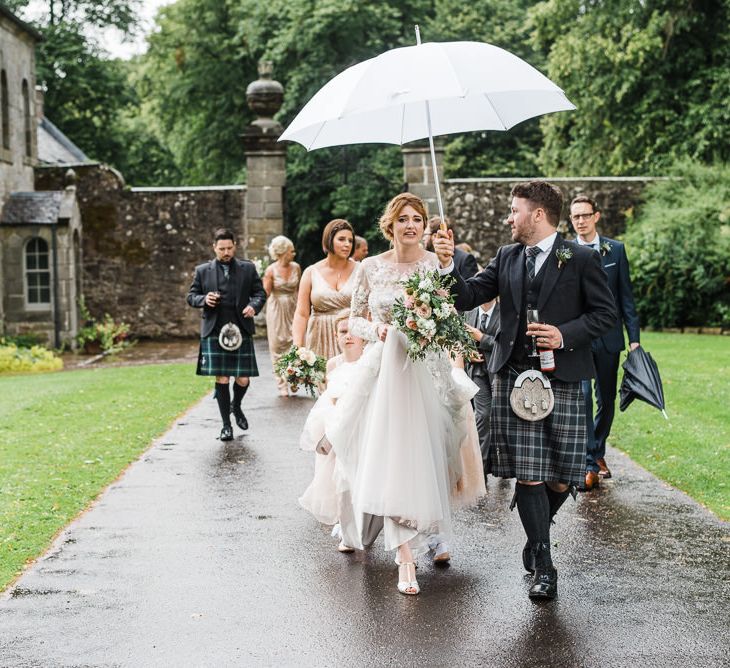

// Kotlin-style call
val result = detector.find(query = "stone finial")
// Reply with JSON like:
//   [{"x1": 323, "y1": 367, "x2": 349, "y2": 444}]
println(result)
[
  {"x1": 243, "y1": 61, "x2": 285, "y2": 151},
  {"x1": 246, "y1": 61, "x2": 284, "y2": 121}
]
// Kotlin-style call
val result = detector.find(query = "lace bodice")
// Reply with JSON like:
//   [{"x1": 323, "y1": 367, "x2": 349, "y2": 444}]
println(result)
[{"x1": 349, "y1": 252, "x2": 439, "y2": 341}]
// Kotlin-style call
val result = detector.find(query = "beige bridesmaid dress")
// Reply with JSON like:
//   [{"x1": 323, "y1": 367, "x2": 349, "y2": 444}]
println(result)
[
  {"x1": 266, "y1": 265, "x2": 300, "y2": 391},
  {"x1": 305, "y1": 266, "x2": 358, "y2": 361}
]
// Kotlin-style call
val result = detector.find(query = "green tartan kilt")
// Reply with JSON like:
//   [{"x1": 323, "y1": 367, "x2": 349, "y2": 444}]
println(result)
[{"x1": 196, "y1": 334, "x2": 259, "y2": 377}]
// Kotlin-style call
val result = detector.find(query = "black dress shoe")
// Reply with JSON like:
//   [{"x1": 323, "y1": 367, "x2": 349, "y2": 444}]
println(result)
[
  {"x1": 522, "y1": 541, "x2": 535, "y2": 574},
  {"x1": 220, "y1": 425, "x2": 233, "y2": 441},
  {"x1": 232, "y1": 406, "x2": 248, "y2": 430},
  {"x1": 528, "y1": 566, "x2": 558, "y2": 600}
]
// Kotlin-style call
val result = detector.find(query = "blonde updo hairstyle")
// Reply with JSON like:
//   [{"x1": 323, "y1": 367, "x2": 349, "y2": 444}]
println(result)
[
  {"x1": 268, "y1": 235, "x2": 294, "y2": 261},
  {"x1": 378, "y1": 192, "x2": 428, "y2": 241}
]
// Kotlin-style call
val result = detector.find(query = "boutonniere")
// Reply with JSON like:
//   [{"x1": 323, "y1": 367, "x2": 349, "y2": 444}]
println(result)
[
  {"x1": 555, "y1": 246, "x2": 573, "y2": 269},
  {"x1": 600, "y1": 240, "x2": 612, "y2": 256}
]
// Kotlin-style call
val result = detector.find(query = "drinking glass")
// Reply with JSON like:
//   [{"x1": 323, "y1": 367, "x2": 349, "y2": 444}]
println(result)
[{"x1": 526, "y1": 307, "x2": 540, "y2": 357}]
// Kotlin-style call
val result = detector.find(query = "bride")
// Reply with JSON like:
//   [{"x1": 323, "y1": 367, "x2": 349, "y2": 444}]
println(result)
[{"x1": 324, "y1": 192, "x2": 480, "y2": 595}]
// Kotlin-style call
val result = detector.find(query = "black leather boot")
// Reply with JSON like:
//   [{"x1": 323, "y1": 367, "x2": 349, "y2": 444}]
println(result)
[
  {"x1": 232, "y1": 382, "x2": 249, "y2": 430},
  {"x1": 528, "y1": 542, "x2": 558, "y2": 600}
]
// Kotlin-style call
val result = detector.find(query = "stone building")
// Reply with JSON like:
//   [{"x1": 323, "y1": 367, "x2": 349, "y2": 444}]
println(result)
[{"x1": 0, "y1": 5, "x2": 82, "y2": 347}]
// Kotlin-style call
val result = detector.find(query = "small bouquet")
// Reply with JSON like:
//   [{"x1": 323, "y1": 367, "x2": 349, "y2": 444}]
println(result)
[
  {"x1": 274, "y1": 345, "x2": 327, "y2": 397},
  {"x1": 252, "y1": 256, "x2": 270, "y2": 277},
  {"x1": 392, "y1": 270, "x2": 476, "y2": 362}
]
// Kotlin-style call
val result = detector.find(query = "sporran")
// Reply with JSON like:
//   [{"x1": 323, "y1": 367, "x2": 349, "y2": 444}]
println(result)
[
  {"x1": 218, "y1": 322, "x2": 243, "y2": 351},
  {"x1": 509, "y1": 369, "x2": 555, "y2": 422}
]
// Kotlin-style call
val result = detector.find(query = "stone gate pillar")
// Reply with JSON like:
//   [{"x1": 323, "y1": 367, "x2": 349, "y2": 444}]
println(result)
[
  {"x1": 242, "y1": 62, "x2": 286, "y2": 258},
  {"x1": 402, "y1": 141, "x2": 445, "y2": 217}
]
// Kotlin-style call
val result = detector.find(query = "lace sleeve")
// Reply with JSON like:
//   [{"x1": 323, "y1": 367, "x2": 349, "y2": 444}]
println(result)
[{"x1": 349, "y1": 261, "x2": 378, "y2": 341}]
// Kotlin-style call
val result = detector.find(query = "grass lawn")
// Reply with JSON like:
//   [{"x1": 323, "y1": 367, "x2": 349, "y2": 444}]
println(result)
[
  {"x1": 0, "y1": 363, "x2": 209, "y2": 590},
  {"x1": 608, "y1": 332, "x2": 730, "y2": 521}
]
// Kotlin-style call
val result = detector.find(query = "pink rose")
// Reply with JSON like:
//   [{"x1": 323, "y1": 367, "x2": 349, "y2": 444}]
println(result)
[
  {"x1": 415, "y1": 303, "x2": 432, "y2": 318},
  {"x1": 404, "y1": 296, "x2": 415, "y2": 309},
  {"x1": 406, "y1": 317, "x2": 419, "y2": 331}
]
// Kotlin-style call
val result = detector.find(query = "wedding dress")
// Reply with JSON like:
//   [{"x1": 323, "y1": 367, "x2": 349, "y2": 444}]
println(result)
[{"x1": 323, "y1": 252, "x2": 480, "y2": 557}]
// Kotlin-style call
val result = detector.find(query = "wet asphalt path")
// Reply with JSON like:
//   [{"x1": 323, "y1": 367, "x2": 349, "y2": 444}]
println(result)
[{"x1": 1, "y1": 343, "x2": 728, "y2": 667}]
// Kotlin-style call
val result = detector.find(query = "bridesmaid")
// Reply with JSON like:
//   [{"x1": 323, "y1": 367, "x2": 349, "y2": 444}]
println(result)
[
  {"x1": 263, "y1": 235, "x2": 301, "y2": 396},
  {"x1": 292, "y1": 219, "x2": 359, "y2": 361}
]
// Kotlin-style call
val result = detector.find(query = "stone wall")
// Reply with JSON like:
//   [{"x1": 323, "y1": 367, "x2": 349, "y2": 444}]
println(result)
[
  {"x1": 0, "y1": 12, "x2": 38, "y2": 206},
  {"x1": 35, "y1": 164, "x2": 246, "y2": 338},
  {"x1": 443, "y1": 177, "x2": 656, "y2": 265}
]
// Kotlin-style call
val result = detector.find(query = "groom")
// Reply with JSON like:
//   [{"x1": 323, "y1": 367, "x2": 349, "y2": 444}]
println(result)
[{"x1": 434, "y1": 181, "x2": 616, "y2": 600}]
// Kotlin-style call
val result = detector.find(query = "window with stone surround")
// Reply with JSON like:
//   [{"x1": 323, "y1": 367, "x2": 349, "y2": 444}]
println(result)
[
  {"x1": 25, "y1": 237, "x2": 51, "y2": 307},
  {"x1": 1, "y1": 69, "x2": 8, "y2": 150},
  {"x1": 22, "y1": 78, "x2": 31, "y2": 156}
]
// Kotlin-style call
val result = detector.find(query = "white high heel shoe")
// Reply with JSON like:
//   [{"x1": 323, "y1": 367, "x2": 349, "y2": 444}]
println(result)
[{"x1": 397, "y1": 562, "x2": 419, "y2": 595}]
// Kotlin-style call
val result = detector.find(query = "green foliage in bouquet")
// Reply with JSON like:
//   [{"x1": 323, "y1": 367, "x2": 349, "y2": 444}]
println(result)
[
  {"x1": 392, "y1": 270, "x2": 476, "y2": 362},
  {"x1": 274, "y1": 345, "x2": 327, "y2": 398}
]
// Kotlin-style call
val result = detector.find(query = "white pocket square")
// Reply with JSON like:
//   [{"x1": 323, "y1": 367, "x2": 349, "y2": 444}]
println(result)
[{"x1": 604, "y1": 262, "x2": 617, "y2": 268}]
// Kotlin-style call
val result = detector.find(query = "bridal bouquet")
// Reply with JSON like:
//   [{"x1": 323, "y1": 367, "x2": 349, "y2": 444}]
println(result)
[
  {"x1": 392, "y1": 270, "x2": 476, "y2": 362},
  {"x1": 274, "y1": 345, "x2": 327, "y2": 397}
]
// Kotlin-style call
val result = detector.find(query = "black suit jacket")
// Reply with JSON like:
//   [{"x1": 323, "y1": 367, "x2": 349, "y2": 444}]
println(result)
[
  {"x1": 465, "y1": 302, "x2": 500, "y2": 380},
  {"x1": 450, "y1": 234, "x2": 617, "y2": 382},
  {"x1": 454, "y1": 247, "x2": 479, "y2": 279},
  {"x1": 591, "y1": 237, "x2": 640, "y2": 353},
  {"x1": 187, "y1": 258, "x2": 267, "y2": 338}
]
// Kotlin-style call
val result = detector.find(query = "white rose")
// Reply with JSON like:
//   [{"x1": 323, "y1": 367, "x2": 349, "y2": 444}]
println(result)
[{"x1": 303, "y1": 350, "x2": 317, "y2": 365}]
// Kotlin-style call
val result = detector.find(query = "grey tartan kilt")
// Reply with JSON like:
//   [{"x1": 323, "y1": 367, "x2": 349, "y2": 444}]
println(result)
[
  {"x1": 196, "y1": 334, "x2": 259, "y2": 377},
  {"x1": 486, "y1": 365, "x2": 586, "y2": 485}
]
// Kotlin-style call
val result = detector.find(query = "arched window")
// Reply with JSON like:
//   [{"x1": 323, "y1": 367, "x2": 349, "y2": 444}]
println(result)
[
  {"x1": 25, "y1": 237, "x2": 51, "y2": 306},
  {"x1": 1, "y1": 70, "x2": 9, "y2": 150},
  {"x1": 22, "y1": 78, "x2": 31, "y2": 157}
]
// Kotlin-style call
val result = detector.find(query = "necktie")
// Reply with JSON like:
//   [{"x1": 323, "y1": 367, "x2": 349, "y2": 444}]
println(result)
[
  {"x1": 479, "y1": 311, "x2": 488, "y2": 332},
  {"x1": 222, "y1": 263, "x2": 230, "y2": 280},
  {"x1": 525, "y1": 246, "x2": 541, "y2": 281}
]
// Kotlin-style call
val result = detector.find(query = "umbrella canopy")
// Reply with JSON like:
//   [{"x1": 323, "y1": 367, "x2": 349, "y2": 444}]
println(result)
[
  {"x1": 280, "y1": 40, "x2": 575, "y2": 150},
  {"x1": 619, "y1": 346, "x2": 668, "y2": 419},
  {"x1": 279, "y1": 30, "x2": 575, "y2": 222}
]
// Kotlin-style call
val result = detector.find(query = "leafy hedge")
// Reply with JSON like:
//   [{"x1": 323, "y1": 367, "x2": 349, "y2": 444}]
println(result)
[
  {"x1": 0, "y1": 343, "x2": 63, "y2": 375},
  {"x1": 624, "y1": 161, "x2": 730, "y2": 328}
]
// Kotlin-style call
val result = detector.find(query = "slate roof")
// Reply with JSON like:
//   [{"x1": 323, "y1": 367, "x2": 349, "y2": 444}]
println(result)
[
  {"x1": 38, "y1": 117, "x2": 91, "y2": 164},
  {"x1": 0, "y1": 191, "x2": 64, "y2": 224}
]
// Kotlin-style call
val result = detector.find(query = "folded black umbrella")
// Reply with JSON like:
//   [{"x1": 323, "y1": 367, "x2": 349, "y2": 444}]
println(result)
[{"x1": 619, "y1": 346, "x2": 669, "y2": 419}]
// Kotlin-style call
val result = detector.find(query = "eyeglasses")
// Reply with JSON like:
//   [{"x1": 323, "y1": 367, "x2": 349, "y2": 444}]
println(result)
[{"x1": 571, "y1": 212, "x2": 595, "y2": 222}]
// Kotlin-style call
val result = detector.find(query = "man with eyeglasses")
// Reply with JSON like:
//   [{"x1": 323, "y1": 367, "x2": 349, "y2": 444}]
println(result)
[{"x1": 570, "y1": 195, "x2": 640, "y2": 491}]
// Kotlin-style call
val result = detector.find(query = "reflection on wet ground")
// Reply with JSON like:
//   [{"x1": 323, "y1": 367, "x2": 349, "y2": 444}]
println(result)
[{"x1": 1, "y1": 341, "x2": 728, "y2": 666}]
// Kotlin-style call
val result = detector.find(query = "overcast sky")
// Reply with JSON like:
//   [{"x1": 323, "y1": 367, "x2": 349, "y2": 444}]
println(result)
[{"x1": 20, "y1": 0, "x2": 172, "y2": 59}]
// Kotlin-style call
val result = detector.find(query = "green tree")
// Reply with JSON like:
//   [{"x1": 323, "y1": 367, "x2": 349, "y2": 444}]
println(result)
[
  {"x1": 425, "y1": 0, "x2": 547, "y2": 177},
  {"x1": 532, "y1": 0, "x2": 730, "y2": 175},
  {"x1": 623, "y1": 161, "x2": 730, "y2": 327}
]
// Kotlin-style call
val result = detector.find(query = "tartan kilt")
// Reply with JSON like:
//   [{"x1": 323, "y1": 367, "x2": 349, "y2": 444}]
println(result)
[
  {"x1": 486, "y1": 365, "x2": 586, "y2": 486},
  {"x1": 196, "y1": 334, "x2": 259, "y2": 377}
]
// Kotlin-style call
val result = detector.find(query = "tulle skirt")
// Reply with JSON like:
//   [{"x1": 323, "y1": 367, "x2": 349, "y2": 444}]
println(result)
[{"x1": 318, "y1": 329, "x2": 480, "y2": 557}]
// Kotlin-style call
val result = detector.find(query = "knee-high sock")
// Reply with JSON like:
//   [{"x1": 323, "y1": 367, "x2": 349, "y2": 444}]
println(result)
[
  {"x1": 546, "y1": 486, "x2": 571, "y2": 523},
  {"x1": 516, "y1": 483, "x2": 550, "y2": 546},
  {"x1": 232, "y1": 381, "x2": 249, "y2": 409},
  {"x1": 215, "y1": 382, "x2": 231, "y2": 426}
]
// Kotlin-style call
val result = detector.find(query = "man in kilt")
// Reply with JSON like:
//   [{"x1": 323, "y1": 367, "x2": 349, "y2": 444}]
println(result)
[
  {"x1": 434, "y1": 181, "x2": 616, "y2": 599},
  {"x1": 187, "y1": 228, "x2": 267, "y2": 441}
]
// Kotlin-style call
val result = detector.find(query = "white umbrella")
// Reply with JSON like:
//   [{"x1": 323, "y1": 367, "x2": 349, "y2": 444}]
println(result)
[{"x1": 279, "y1": 27, "x2": 575, "y2": 222}]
